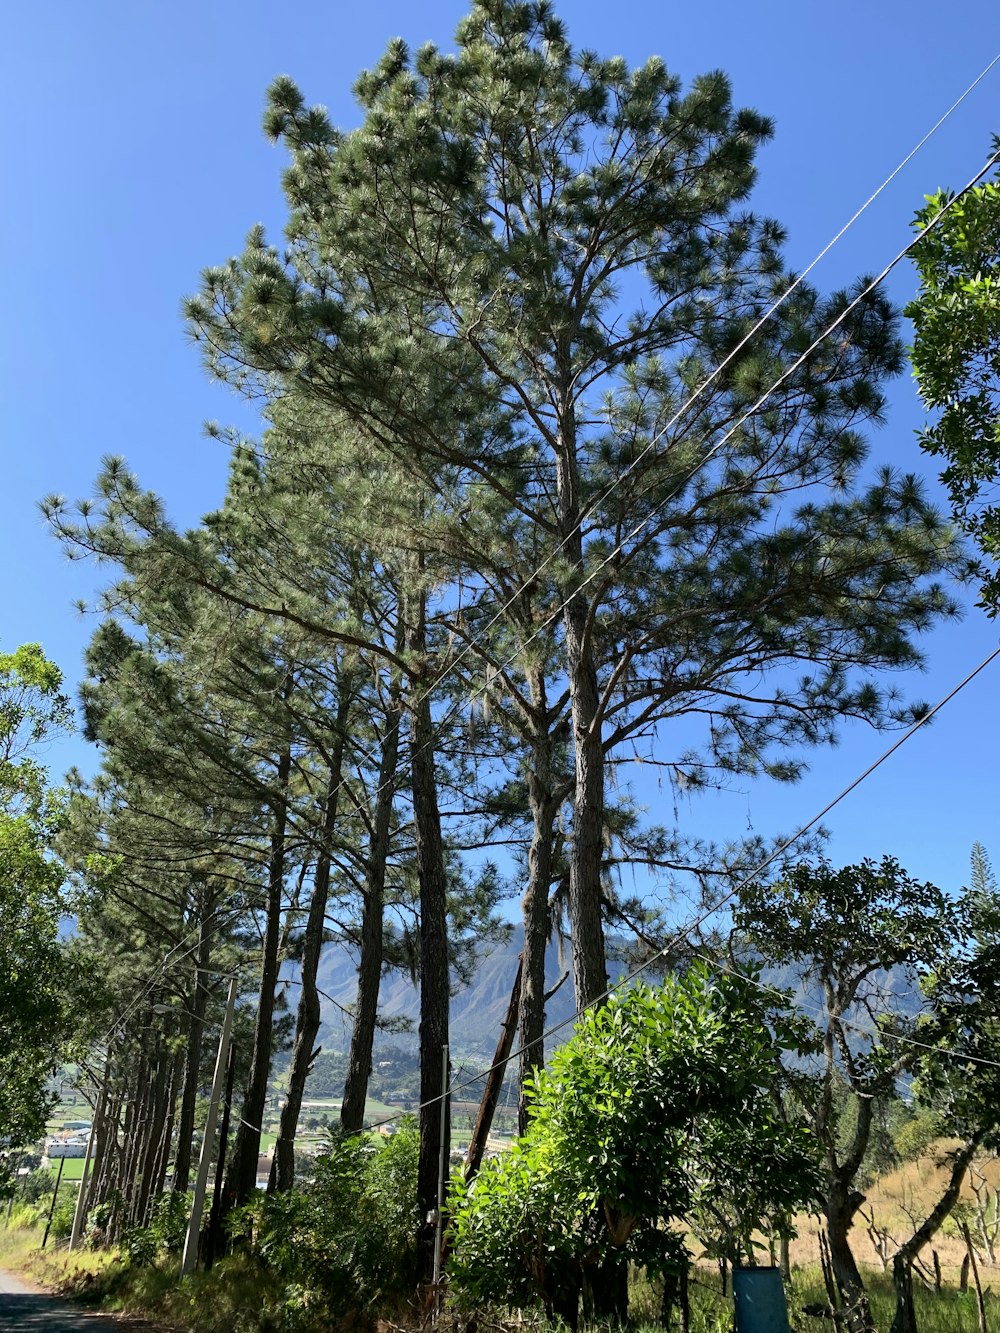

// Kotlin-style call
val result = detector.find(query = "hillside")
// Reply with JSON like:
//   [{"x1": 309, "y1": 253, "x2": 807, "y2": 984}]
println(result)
[{"x1": 312, "y1": 930, "x2": 925, "y2": 1057}]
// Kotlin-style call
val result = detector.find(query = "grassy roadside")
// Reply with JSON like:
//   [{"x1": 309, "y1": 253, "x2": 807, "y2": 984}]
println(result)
[
  {"x1": 0, "y1": 1214, "x2": 276, "y2": 1333},
  {"x1": 3, "y1": 1209, "x2": 999, "y2": 1332}
]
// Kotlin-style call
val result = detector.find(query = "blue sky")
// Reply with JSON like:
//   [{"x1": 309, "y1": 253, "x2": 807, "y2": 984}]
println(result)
[{"x1": 2, "y1": 1, "x2": 999, "y2": 899}]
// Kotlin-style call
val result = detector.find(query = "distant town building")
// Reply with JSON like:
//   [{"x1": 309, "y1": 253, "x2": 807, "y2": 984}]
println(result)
[{"x1": 44, "y1": 1132, "x2": 89, "y2": 1161}]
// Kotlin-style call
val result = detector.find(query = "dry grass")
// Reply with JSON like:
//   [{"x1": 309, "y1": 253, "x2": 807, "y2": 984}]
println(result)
[{"x1": 785, "y1": 1142, "x2": 1000, "y2": 1285}]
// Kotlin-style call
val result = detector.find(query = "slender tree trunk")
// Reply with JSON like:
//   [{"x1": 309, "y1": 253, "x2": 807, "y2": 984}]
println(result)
[
  {"x1": 555, "y1": 402, "x2": 608, "y2": 1010},
  {"x1": 890, "y1": 1132, "x2": 986, "y2": 1333},
  {"x1": 153, "y1": 1047, "x2": 183, "y2": 1198},
  {"x1": 173, "y1": 911, "x2": 212, "y2": 1192},
  {"x1": 465, "y1": 955, "x2": 521, "y2": 1180},
  {"x1": 342, "y1": 642, "x2": 404, "y2": 1134},
  {"x1": 407, "y1": 584, "x2": 451, "y2": 1286},
  {"x1": 223, "y1": 742, "x2": 291, "y2": 1216},
  {"x1": 520, "y1": 776, "x2": 557, "y2": 1131},
  {"x1": 518, "y1": 664, "x2": 559, "y2": 1133},
  {"x1": 960, "y1": 1222, "x2": 988, "y2": 1333},
  {"x1": 273, "y1": 685, "x2": 352, "y2": 1190}
]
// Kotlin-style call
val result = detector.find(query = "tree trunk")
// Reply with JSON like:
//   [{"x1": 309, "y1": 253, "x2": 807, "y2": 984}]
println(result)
[
  {"x1": 518, "y1": 664, "x2": 559, "y2": 1132},
  {"x1": 407, "y1": 586, "x2": 451, "y2": 1286},
  {"x1": 341, "y1": 644, "x2": 404, "y2": 1134},
  {"x1": 465, "y1": 955, "x2": 521, "y2": 1180},
  {"x1": 555, "y1": 404, "x2": 608, "y2": 1011},
  {"x1": 889, "y1": 1131, "x2": 986, "y2": 1333},
  {"x1": 273, "y1": 685, "x2": 351, "y2": 1189},
  {"x1": 826, "y1": 1181, "x2": 875, "y2": 1333},
  {"x1": 173, "y1": 910, "x2": 212, "y2": 1192},
  {"x1": 222, "y1": 741, "x2": 291, "y2": 1216},
  {"x1": 588, "y1": 1251, "x2": 629, "y2": 1324}
]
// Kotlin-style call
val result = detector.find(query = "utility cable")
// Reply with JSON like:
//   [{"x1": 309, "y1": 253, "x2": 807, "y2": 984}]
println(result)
[
  {"x1": 353, "y1": 641, "x2": 1000, "y2": 1131},
  {"x1": 687, "y1": 947, "x2": 1000, "y2": 1076}
]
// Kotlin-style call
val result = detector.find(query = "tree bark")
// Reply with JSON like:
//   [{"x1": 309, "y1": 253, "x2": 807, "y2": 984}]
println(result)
[
  {"x1": 518, "y1": 664, "x2": 560, "y2": 1133},
  {"x1": 133, "y1": 1041, "x2": 171, "y2": 1226},
  {"x1": 222, "y1": 740, "x2": 291, "y2": 1216},
  {"x1": 152, "y1": 1046, "x2": 183, "y2": 1200},
  {"x1": 465, "y1": 955, "x2": 521, "y2": 1180},
  {"x1": 273, "y1": 682, "x2": 352, "y2": 1189},
  {"x1": 173, "y1": 913, "x2": 211, "y2": 1193},
  {"x1": 341, "y1": 642, "x2": 404, "y2": 1134},
  {"x1": 826, "y1": 1178, "x2": 875, "y2": 1333},
  {"x1": 407, "y1": 586, "x2": 451, "y2": 1286},
  {"x1": 555, "y1": 401, "x2": 608, "y2": 1011}
]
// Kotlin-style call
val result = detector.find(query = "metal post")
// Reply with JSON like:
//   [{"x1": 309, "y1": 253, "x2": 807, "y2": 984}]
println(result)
[
  {"x1": 432, "y1": 1043, "x2": 449, "y2": 1308},
  {"x1": 181, "y1": 976, "x2": 237, "y2": 1278},
  {"x1": 69, "y1": 1065, "x2": 108, "y2": 1251},
  {"x1": 41, "y1": 1154, "x2": 66, "y2": 1249}
]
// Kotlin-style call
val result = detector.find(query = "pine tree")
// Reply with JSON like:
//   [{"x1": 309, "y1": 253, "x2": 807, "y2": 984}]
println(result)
[{"x1": 187, "y1": 0, "x2": 966, "y2": 1015}]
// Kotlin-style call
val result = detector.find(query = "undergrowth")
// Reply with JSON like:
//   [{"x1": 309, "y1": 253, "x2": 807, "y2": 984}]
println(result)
[{"x1": 4, "y1": 1209, "x2": 999, "y2": 1331}]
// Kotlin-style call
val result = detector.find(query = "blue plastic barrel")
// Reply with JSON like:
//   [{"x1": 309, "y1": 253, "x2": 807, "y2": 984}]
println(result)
[{"x1": 732, "y1": 1266, "x2": 790, "y2": 1333}]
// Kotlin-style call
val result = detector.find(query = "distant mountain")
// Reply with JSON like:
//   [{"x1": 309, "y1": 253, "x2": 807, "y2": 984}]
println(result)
[
  {"x1": 315, "y1": 927, "x2": 586, "y2": 1055},
  {"x1": 313, "y1": 930, "x2": 926, "y2": 1058}
]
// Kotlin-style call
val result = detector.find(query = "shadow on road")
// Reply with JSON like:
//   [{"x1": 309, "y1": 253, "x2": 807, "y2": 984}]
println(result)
[{"x1": 0, "y1": 1290, "x2": 125, "y2": 1331}]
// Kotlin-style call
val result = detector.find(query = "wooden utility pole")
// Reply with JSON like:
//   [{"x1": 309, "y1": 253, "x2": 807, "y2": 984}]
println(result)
[
  {"x1": 69, "y1": 1064, "x2": 109, "y2": 1251},
  {"x1": 464, "y1": 956, "x2": 522, "y2": 1181},
  {"x1": 181, "y1": 977, "x2": 237, "y2": 1277}
]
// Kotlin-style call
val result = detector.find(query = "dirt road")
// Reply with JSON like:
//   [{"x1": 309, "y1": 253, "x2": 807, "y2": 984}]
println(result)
[{"x1": 0, "y1": 1269, "x2": 151, "y2": 1332}]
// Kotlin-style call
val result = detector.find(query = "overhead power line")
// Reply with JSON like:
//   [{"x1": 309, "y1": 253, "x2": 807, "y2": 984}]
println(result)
[
  {"x1": 356, "y1": 640, "x2": 1000, "y2": 1131},
  {"x1": 688, "y1": 947, "x2": 1000, "y2": 1077}
]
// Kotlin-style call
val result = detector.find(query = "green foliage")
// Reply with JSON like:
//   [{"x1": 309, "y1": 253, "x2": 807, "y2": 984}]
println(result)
[
  {"x1": 892, "y1": 1106, "x2": 944, "y2": 1162},
  {"x1": 908, "y1": 147, "x2": 1000, "y2": 610},
  {"x1": 230, "y1": 1123, "x2": 419, "y2": 1322},
  {"x1": 0, "y1": 643, "x2": 80, "y2": 1155},
  {"x1": 447, "y1": 968, "x2": 821, "y2": 1315},
  {"x1": 121, "y1": 1190, "x2": 193, "y2": 1266}
]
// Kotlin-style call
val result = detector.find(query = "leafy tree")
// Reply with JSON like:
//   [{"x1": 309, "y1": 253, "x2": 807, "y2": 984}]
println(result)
[
  {"x1": 908, "y1": 143, "x2": 1000, "y2": 607},
  {"x1": 887, "y1": 846, "x2": 1000, "y2": 1333},
  {"x1": 736, "y1": 857, "x2": 959, "y2": 1333},
  {"x1": 447, "y1": 967, "x2": 820, "y2": 1326},
  {"x1": 0, "y1": 644, "x2": 79, "y2": 1157}
]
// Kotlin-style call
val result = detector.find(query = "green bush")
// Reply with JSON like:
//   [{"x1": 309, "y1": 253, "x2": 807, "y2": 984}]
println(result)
[
  {"x1": 448, "y1": 968, "x2": 822, "y2": 1321},
  {"x1": 14, "y1": 1167, "x2": 60, "y2": 1206},
  {"x1": 231, "y1": 1121, "x2": 419, "y2": 1323},
  {"x1": 149, "y1": 1189, "x2": 191, "y2": 1253},
  {"x1": 46, "y1": 1190, "x2": 77, "y2": 1241}
]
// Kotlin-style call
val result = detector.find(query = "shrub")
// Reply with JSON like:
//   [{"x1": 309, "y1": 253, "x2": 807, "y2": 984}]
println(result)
[
  {"x1": 448, "y1": 968, "x2": 821, "y2": 1322},
  {"x1": 231, "y1": 1121, "x2": 419, "y2": 1323}
]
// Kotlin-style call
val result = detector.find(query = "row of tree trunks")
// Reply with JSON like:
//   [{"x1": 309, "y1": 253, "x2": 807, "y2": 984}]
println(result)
[
  {"x1": 221, "y1": 739, "x2": 292, "y2": 1218},
  {"x1": 341, "y1": 638, "x2": 405, "y2": 1133},
  {"x1": 271, "y1": 672, "x2": 353, "y2": 1191}
]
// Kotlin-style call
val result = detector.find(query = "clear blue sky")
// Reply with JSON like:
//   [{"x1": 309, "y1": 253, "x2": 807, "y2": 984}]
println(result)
[{"x1": 2, "y1": 1, "x2": 999, "y2": 898}]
